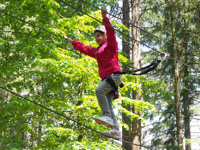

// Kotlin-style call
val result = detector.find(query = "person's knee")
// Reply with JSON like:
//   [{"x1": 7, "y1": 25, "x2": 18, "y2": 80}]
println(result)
[{"x1": 95, "y1": 86, "x2": 103, "y2": 94}]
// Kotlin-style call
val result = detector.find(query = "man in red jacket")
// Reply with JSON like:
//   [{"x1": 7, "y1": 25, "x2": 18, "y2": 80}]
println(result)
[{"x1": 66, "y1": 9, "x2": 122, "y2": 140}]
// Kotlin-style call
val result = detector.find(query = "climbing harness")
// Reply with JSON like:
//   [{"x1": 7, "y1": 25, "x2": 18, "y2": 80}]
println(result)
[{"x1": 103, "y1": 73, "x2": 123, "y2": 100}]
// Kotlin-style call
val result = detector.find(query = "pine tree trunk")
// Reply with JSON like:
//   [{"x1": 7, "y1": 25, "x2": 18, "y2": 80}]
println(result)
[
  {"x1": 174, "y1": 57, "x2": 183, "y2": 150},
  {"x1": 122, "y1": 0, "x2": 130, "y2": 66},
  {"x1": 122, "y1": 1, "x2": 141, "y2": 149},
  {"x1": 122, "y1": 0, "x2": 132, "y2": 149},
  {"x1": 183, "y1": 36, "x2": 191, "y2": 150},
  {"x1": 131, "y1": 0, "x2": 141, "y2": 149},
  {"x1": 169, "y1": 1, "x2": 183, "y2": 149}
]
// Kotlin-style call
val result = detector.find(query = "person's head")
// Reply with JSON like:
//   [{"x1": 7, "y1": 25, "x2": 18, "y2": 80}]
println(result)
[{"x1": 94, "y1": 26, "x2": 107, "y2": 46}]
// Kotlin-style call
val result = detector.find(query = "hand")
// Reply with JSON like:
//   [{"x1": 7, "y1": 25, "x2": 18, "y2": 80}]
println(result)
[
  {"x1": 65, "y1": 38, "x2": 73, "y2": 43},
  {"x1": 101, "y1": 9, "x2": 107, "y2": 19}
]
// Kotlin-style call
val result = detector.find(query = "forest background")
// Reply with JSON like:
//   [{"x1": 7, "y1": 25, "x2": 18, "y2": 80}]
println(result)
[{"x1": 0, "y1": 0, "x2": 199, "y2": 150}]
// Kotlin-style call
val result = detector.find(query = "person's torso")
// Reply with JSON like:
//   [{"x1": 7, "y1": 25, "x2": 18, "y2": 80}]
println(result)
[{"x1": 94, "y1": 43, "x2": 121, "y2": 79}]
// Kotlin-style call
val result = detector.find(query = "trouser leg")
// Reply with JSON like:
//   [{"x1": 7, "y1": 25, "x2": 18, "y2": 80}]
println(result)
[
  {"x1": 106, "y1": 93, "x2": 119, "y2": 130},
  {"x1": 95, "y1": 74, "x2": 122, "y2": 125},
  {"x1": 95, "y1": 79, "x2": 112, "y2": 117}
]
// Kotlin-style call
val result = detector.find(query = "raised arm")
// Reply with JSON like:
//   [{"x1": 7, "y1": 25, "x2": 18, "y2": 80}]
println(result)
[{"x1": 101, "y1": 9, "x2": 117, "y2": 47}]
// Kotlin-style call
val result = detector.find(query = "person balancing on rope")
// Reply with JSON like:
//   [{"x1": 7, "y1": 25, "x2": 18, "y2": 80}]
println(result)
[{"x1": 65, "y1": 9, "x2": 122, "y2": 140}]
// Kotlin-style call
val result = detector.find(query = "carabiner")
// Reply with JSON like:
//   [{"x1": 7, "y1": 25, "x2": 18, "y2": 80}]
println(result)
[{"x1": 158, "y1": 52, "x2": 168, "y2": 61}]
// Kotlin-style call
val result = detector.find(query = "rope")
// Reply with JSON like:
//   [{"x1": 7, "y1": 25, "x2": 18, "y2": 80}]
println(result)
[
  {"x1": 0, "y1": 3, "x2": 198, "y2": 148},
  {"x1": 0, "y1": 10, "x2": 65, "y2": 40},
  {"x1": 0, "y1": 30, "x2": 80, "y2": 55},
  {"x1": 0, "y1": 85, "x2": 150, "y2": 149},
  {"x1": 0, "y1": 8, "x2": 198, "y2": 72},
  {"x1": 57, "y1": 1, "x2": 200, "y2": 72},
  {"x1": 78, "y1": 0, "x2": 200, "y2": 59},
  {"x1": 0, "y1": 9, "x2": 198, "y2": 92},
  {"x1": 0, "y1": 36, "x2": 194, "y2": 93},
  {"x1": 0, "y1": 3, "x2": 197, "y2": 148}
]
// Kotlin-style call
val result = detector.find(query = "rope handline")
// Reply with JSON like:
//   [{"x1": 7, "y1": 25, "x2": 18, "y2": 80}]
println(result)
[
  {"x1": 0, "y1": 30, "x2": 39, "y2": 38},
  {"x1": 0, "y1": 10, "x2": 65, "y2": 40},
  {"x1": 1, "y1": 5, "x2": 199, "y2": 81},
  {"x1": 0, "y1": 32, "x2": 194, "y2": 94},
  {"x1": 0, "y1": 8, "x2": 198, "y2": 72},
  {"x1": 0, "y1": 11, "x2": 198, "y2": 91},
  {"x1": 77, "y1": 0, "x2": 199, "y2": 59},
  {"x1": 57, "y1": 0, "x2": 200, "y2": 72},
  {"x1": 0, "y1": 30, "x2": 80, "y2": 55},
  {"x1": 0, "y1": 85, "x2": 150, "y2": 149}
]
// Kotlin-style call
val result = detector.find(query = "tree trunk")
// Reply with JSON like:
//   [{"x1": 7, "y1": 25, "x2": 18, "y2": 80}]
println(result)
[
  {"x1": 183, "y1": 50, "x2": 191, "y2": 150},
  {"x1": 122, "y1": 0, "x2": 130, "y2": 70},
  {"x1": 122, "y1": 0, "x2": 132, "y2": 149},
  {"x1": 131, "y1": 0, "x2": 141, "y2": 149},
  {"x1": 122, "y1": 0, "x2": 141, "y2": 149},
  {"x1": 174, "y1": 56, "x2": 183, "y2": 150},
  {"x1": 21, "y1": 131, "x2": 25, "y2": 150},
  {"x1": 169, "y1": 1, "x2": 183, "y2": 149},
  {"x1": 183, "y1": 26, "x2": 191, "y2": 150}
]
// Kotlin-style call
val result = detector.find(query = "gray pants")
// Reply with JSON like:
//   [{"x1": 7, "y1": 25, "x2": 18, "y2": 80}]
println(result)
[{"x1": 95, "y1": 74, "x2": 122, "y2": 129}]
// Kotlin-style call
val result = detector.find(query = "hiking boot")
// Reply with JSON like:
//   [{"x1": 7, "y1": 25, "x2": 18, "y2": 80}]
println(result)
[
  {"x1": 94, "y1": 116, "x2": 114, "y2": 128},
  {"x1": 99, "y1": 129, "x2": 122, "y2": 140}
]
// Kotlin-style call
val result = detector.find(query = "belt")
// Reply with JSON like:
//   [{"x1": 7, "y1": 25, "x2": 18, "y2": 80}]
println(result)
[
  {"x1": 113, "y1": 71, "x2": 122, "y2": 74},
  {"x1": 102, "y1": 72, "x2": 122, "y2": 81}
]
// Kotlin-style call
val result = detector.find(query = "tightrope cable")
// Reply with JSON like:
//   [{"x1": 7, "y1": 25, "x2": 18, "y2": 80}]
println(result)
[{"x1": 0, "y1": 85, "x2": 150, "y2": 149}]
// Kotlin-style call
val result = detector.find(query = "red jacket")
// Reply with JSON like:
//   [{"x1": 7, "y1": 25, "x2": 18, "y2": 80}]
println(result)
[{"x1": 72, "y1": 17, "x2": 121, "y2": 79}]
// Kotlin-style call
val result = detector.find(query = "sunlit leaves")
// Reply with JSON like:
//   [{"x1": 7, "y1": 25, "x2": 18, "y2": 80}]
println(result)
[{"x1": 0, "y1": 0, "x2": 159, "y2": 149}]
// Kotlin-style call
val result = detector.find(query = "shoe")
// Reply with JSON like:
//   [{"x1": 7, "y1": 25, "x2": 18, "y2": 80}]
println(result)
[
  {"x1": 99, "y1": 129, "x2": 122, "y2": 140},
  {"x1": 94, "y1": 116, "x2": 114, "y2": 128}
]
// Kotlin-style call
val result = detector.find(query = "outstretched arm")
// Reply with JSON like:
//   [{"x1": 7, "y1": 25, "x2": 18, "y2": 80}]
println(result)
[{"x1": 65, "y1": 38, "x2": 96, "y2": 58}]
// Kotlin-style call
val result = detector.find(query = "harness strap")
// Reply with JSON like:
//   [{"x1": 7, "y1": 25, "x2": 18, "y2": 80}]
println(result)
[
  {"x1": 114, "y1": 52, "x2": 167, "y2": 75},
  {"x1": 105, "y1": 75, "x2": 123, "y2": 100},
  {"x1": 114, "y1": 60, "x2": 161, "y2": 75}
]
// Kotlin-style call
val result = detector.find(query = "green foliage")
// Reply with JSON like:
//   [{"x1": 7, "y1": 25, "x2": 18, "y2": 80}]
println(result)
[
  {"x1": 140, "y1": 0, "x2": 199, "y2": 149},
  {"x1": 0, "y1": 0, "x2": 175, "y2": 149},
  {"x1": 0, "y1": 0, "x2": 125, "y2": 149}
]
